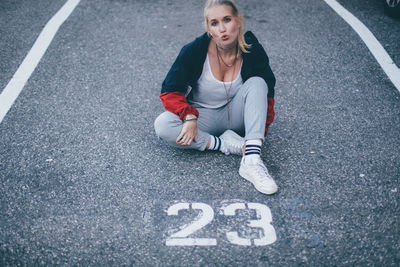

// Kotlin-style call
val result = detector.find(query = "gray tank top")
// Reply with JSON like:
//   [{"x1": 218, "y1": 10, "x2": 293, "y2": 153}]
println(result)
[{"x1": 188, "y1": 54, "x2": 243, "y2": 108}]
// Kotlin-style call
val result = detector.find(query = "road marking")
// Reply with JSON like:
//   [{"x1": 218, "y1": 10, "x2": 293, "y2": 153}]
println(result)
[
  {"x1": 165, "y1": 201, "x2": 277, "y2": 246},
  {"x1": 166, "y1": 202, "x2": 217, "y2": 246},
  {"x1": 0, "y1": 0, "x2": 81, "y2": 124},
  {"x1": 323, "y1": 0, "x2": 400, "y2": 93}
]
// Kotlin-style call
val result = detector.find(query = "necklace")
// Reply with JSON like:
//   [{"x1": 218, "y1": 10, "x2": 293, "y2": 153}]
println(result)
[
  {"x1": 216, "y1": 44, "x2": 239, "y2": 128},
  {"x1": 216, "y1": 43, "x2": 239, "y2": 67}
]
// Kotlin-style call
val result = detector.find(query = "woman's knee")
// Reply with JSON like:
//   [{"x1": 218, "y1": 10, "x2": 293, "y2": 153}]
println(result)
[
  {"x1": 154, "y1": 112, "x2": 179, "y2": 139},
  {"x1": 244, "y1": 77, "x2": 268, "y2": 97}
]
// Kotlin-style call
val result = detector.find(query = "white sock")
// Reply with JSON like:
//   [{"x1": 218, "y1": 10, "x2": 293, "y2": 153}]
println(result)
[
  {"x1": 243, "y1": 139, "x2": 262, "y2": 164},
  {"x1": 207, "y1": 136, "x2": 222, "y2": 151}
]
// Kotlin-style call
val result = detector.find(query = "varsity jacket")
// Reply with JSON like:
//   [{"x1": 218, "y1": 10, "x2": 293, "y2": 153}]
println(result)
[{"x1": 160, "y1": 31, "x2": 276, "y2": 135}]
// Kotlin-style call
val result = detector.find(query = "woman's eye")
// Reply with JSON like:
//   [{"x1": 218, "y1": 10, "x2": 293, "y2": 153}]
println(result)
[
  {"x1": 211, "y1": 21, "x2": 217, "y2": 26},
  {"x1": 224, "y1": 17, "x2": 231, "y2": 22}
]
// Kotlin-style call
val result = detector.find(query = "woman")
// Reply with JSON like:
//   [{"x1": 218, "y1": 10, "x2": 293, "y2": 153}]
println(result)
[{"x1": 154, "y1": 0, "x2": 278, "y2": 195}]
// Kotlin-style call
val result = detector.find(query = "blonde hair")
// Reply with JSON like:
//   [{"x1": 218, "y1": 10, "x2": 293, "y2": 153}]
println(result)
[{"x1": 204, "y1": 0, "x2": 251, "y2": 53}]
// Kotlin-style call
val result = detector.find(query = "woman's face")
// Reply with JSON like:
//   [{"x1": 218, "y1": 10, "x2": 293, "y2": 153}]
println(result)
[{"x1": 206, "y1": 5, "x2": 241, "y2": 49}]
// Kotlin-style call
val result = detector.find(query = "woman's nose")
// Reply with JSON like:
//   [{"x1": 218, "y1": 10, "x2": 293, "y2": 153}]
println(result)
[{"x1": 219, "y1": 23, "x2": 226, "y2": 32}]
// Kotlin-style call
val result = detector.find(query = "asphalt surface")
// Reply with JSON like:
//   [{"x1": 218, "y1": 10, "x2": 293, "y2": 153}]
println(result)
[{"x1": 1, "y1": 0, "x2": 399, "y2": 265}]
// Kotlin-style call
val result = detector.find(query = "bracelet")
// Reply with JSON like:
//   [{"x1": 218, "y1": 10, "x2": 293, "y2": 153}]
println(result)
[{"x1": 184, "y1": 117, "x2": 197, "y2": 122}]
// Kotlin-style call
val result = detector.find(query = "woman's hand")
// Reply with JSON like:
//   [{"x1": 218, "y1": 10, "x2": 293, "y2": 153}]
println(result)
[{"x1": 176, "y1": 115, "x2": 198, "y2": 146}]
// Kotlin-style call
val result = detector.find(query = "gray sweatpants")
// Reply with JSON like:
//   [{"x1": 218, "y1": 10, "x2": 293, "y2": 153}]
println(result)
[{"x1": 154, "y1": 77, "x2": 268, "y2": 151}]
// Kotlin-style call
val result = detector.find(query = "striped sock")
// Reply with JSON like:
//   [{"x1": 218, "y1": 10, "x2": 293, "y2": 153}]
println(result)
[
  {"x1": 207, "y1": 135, "x2": 222, "y2": 151},
  {"x1": 244, "y1": 139, "x2": 262, "y2": 162}
]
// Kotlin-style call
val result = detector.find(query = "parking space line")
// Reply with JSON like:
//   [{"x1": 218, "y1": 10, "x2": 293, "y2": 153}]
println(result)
[
  {"x1": 323, "y1": 0, "x2": 400, "y2": 93},
  {"x1": 0, "y1": 0, "x2": 81, "y2": 124}
]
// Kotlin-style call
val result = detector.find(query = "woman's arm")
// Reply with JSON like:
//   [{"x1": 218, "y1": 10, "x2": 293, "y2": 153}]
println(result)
[
  {"x1": 160, "y1": 44, "x2": 200, "y2": 145},
  {"x1": 265, "y1": 97, "x2": 275, "y2": 136},
  {"x1": 160, "y1": 42, "x2": 200, "y2": 120},
  {"x1": 243, "y1": 32, "x2": 276, "y2": 136},
  {"x1": 254, "y1": 43, "x2": 276, "y2": 136},
  {"x1": 176, "y1": 114, "x2": 198, "y2": 146}
]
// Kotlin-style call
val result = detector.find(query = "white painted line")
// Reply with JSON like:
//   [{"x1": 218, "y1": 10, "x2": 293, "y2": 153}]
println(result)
[
  {"x1": 323, "y1": 0, "x2": 400, "y2": 93},
  {"x1": 166, "y1": 238, "x2": 217, "y2": 246},
  {"x1": 0, "y1": 0, "x2": 81, "y2": 123}
]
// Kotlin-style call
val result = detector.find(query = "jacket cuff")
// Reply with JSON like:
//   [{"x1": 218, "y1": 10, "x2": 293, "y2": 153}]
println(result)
[{"x1": 179, "y1": 106, "x2": 199, "y2": 121}]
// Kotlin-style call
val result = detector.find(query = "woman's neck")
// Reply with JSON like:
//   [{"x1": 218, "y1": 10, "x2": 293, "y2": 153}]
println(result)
[{"x1": 213, "y1": 40, "x2": 238, "y2": 57}]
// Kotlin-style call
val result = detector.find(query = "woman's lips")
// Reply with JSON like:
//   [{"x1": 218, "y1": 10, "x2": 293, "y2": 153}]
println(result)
[{"x1": 221, "y1": 35, "x2": 229, "y2": 41}]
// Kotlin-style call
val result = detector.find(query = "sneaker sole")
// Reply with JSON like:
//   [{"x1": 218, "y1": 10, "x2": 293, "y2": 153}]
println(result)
[{"x1": 239, "y1": 167, "x2": 278, "y2": 195}]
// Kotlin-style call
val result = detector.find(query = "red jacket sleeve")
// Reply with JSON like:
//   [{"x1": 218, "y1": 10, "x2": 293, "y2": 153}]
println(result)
[
  {"x1": 265, "y1": 97, "x2": 275, "y2": 136},
  {"x1": 160, "y1": 92, "x2": 199, "y2": 121}
]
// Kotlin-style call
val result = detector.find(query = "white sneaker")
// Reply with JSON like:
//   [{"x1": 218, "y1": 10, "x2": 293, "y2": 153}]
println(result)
[
  {"x1": 219, "y1": 130, "x2": 244, "y2": 155},
  {"x1": 239, "y1": 157, "x2": 278, "y2": 195}
]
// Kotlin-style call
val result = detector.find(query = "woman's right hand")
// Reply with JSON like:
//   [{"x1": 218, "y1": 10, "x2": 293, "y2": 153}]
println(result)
[{"x1": 176, "y1": 115, "x2": 198, "y2": 146}]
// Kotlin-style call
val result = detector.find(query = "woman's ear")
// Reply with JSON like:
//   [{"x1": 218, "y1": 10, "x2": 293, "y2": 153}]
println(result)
[
  {"x1": 237, "y1": 15, "x2": 243, "y2": 28},
  {"x1": 206, "y1": 21, "x2": 212, "y2": 38}
]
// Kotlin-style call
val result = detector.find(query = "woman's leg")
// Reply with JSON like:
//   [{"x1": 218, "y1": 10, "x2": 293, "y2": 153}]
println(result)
[
  {"x1": 229, "y1": 76, "x2": 268, "y2": 141},
  {"x1": 229, "y1": 77, "x2": 278, "y2": 194},
  {"x1": 154, "y1": 111, "x2": 210, "y2": 151},
  {"x1": 154, "y1": 106, "x2": 245, "y2": 154},
  {"x1": 154, "y1": 103, "x2": 235, "y2": 151}
]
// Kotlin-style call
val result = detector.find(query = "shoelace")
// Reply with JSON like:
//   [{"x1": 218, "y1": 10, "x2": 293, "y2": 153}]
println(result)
[
  {"x1": 225, "y1": 137, "x2": 243, "y2": 152},
  {"x1": 232, "y1": 137, "x2": 244, "y2": 150},
  {"x1": 233, "y1": 142, "x2": 243, "y2": 150},
  {"x1": 223, "y1": 144, "x2": 241, "y2": 154},
  {"x1": 253, "y1": 162, "x2": 272, "y2": 182}
]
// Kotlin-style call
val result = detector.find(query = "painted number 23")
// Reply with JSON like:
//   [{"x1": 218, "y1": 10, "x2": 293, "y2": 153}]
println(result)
[{"x1": 166, "y1": 202, "x2": 276, "y2": 246}]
